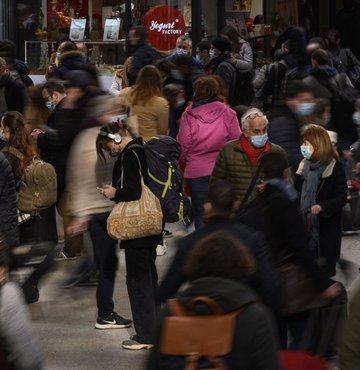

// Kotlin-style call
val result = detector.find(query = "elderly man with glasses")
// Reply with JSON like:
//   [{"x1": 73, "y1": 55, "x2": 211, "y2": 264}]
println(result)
[{"x1": 211, "y1": 107, "x2": 287, "y2": 202}]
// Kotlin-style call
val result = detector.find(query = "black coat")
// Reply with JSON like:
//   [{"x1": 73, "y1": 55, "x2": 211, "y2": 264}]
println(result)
[
  {"x1": 157, "y1": 216, "x2": 281, "y2": 313},
  {"x1": 147, "y1": 277, "x2": 281, "y2": 370},
  {"x1": 295, "y1": 160, "x2": 347, "y2": 276},
  {"x1": 36, "y1": 98, "x2": 84, "y2": 200},
  {"x1": 0, "y1": 72, "x2": 27, "y2": 114},
  {"x1": 112, "y1": 137, "x2": 162, "y2": 249},
  {"x1": 128, "y1": 42, "x2": 161, "y2": 86},
  {"x1": 238, "y1": 183, "x2": 332, "y2": 290},
  {"x1": 268, "y1": 105, "x2": 303, "y2": 173},
  {"x1": 0, "y1": 152, "x2": 18, "y2": 247}
]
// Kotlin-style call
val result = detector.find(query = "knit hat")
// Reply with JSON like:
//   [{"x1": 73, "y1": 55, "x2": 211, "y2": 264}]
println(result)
[{"x1": 211, "y1": 37, "x2": 232, "y2": 53}]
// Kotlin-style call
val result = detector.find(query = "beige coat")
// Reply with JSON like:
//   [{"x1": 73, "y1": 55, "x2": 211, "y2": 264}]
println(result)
[{"x1": 119, "y1": 87, "x2": 169, "y2": 141}]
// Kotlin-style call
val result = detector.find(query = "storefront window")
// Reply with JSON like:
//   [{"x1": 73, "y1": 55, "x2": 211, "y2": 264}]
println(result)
[{"x1": 18, "y1": 0, "x2": 273, "y2": 73}]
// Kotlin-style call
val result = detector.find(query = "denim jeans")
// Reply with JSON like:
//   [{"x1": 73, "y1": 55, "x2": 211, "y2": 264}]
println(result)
[
  {"x1": 125, "y1": 246, "x2": 158, "y2": 343},
  {"x1": 89, "y1": 213, "x2": 118, "y2": 318},
  {"x1": 187, "y1": 176, "x2": 210, "y2": 229}
]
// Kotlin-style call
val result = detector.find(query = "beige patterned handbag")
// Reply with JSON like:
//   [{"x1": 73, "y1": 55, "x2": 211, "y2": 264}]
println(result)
[{"x1": 107, "y1": 150, "x2": 163, "y2": 240}]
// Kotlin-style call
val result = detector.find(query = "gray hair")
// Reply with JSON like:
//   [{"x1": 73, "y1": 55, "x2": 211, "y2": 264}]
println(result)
[
  {"x1": 240, "y1": 108, "x2": 268, "y2": 131},
  {"x1": 177, "y1": 35, "x2": 192, "y2": 47}
]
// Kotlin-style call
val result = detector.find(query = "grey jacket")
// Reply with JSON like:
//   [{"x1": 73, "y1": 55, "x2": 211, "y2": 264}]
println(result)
[
  {"x1": 0, "y1": 282, "x2": 43, "y2": 370},
  {"x1": 234, "y1": 39, "x2": 253, "y2": 71}
]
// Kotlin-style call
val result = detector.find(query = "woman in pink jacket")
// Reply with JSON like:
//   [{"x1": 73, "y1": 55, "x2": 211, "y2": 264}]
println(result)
[{"x1": 177, "y1": 76, "x2": 241, "y2": 228}]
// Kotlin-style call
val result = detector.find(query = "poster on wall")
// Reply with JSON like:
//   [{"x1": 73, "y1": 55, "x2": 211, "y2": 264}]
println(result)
[
  {"x1": 143, "y1": 5, "x2": 186, "y2": 52},
  {"x1": 103, "y1": 19, "x2": 121, "y2": 41},
  {"x1": 69, "y1": 19, "x2": 87, "y2": 41}
]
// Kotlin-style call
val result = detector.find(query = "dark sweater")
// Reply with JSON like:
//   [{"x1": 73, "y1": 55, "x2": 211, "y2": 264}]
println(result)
[
  {"x1": 238, "y1": 183, "x2": 332, "y2": 290},
  {"x1": 158, "y1": 216, "x2": 281, "y2": 313}
]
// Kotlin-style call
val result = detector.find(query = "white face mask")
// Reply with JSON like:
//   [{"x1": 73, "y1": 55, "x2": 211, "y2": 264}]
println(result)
[
  {"x1": 176, "y1": 47, "x2": 189, "y2": 56},
  {"x1": 111, "y1": 114, "x2": 128, "y2": 123},
  {"x1": 209, "y1": 49, "x2": 216, "y2": 59}
]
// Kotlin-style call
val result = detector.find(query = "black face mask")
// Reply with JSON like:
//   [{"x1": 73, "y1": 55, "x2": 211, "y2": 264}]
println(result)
[{"x1": 109, "y1": 149, "x2": 121, "y2": 157}]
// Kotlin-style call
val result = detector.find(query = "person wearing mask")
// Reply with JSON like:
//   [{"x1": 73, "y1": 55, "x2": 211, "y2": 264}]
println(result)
[
  {"x1": 211, "y1": 108, "x2": 285, "y2": 202},
  {"x1": 177, "y1": 76, "x2": 241, "y2": 229},
  {"x1": 268, "y1": 81, "x2": 316, "y2": 173},
  {"x1": 30, "y1": 79, "x2": 86, "y2": 257},
  {"x1": 295, "y1": 124, "x2": 348, "y2": 277},
  {"x1": 96, "y1": 122, "x2": 162, "y2": 350},
  {"x1": 147, "y1": 231, "x2": 281, "y2": 370},
  {"x1": 127, "y1": 26, "x2": 161, "y2": 86},
  {"x1": 0, "y1": 235, "x2": 43, "y2": 370},
  {"x1": 158, "y1": 179, "x2": 281, "y2": 313},
  {"x1": 303, "y1": 98, "x2": 331, "y2": 128},
  {"x1": 0, "y1": 57, "x2": 27, "y2": 115},
  {"x1": 166, "y1": 35, "x2": 203, "y2": 69},
  {"x1": 238, "y1": 150, "x2": 341, "y2": 349},
  {"x1": 120, "y1": 65, "x2": 169, "y2": 142},
  {"x1": 195, "y1": 40, "x2": 212, "y2": 74}
]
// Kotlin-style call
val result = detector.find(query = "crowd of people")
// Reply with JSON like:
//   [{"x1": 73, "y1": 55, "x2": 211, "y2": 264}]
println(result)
[{"x1": 0, "y1": 20, "x2": 360, "y2": 369}]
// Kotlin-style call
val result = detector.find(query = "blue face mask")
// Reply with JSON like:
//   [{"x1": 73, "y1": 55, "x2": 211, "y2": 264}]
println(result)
[
  {"x1": 300, "y1": 144, "x2": 313, "y2": 160},
  {"x1": 175, "y1": 98, "x2": 186, "y2": 109},
  {"x1": 250, "y1": 133, "x2": 268, "y2": 148},
  {"x1": 296, "y1": 102, "x2": 315, "y2": 117},
  {"x1": 46, "y1": 101, "x2": 54, "y2": 110},
  {"x1": 353, "y1": 111, "x2": 360, "y2": 125}
]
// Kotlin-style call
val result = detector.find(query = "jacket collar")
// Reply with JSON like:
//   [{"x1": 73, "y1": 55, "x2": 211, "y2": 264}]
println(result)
[{"x1": 297, "y1": 158, "x2": 336, "y2": 178}]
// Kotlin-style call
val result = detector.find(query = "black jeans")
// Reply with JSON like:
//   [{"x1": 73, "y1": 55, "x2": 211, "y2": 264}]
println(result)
[
  {"x1": 125, "y1": 246, "x2": 158, "y2": 343},
  {"x1": 89, "y1": 213, "x2": 118, "y2": 318}
]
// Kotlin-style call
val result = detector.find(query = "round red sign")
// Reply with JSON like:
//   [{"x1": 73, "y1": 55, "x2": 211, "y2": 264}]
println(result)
[{"x1": 143, "y1": 5, "x2": 186, "y2": 52}]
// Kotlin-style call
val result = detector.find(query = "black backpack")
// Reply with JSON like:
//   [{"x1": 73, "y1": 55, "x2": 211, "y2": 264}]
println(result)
[
  {"x1": 227, "y1": 63, "x2": 254, "y2": 107},
  {"x1": 317, "y1": 74, "x2": 360, "y2": 148},
  {"x1": 134, "y1": 136, "x2": 190, "y2": 223}
]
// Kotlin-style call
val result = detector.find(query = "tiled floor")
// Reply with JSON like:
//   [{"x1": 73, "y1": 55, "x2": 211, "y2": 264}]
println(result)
[{"x1": 28, "y1": 227, "x2": 360, "y2": 370}]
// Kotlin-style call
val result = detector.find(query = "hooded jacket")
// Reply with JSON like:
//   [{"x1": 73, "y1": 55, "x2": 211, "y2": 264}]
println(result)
[
  {"x1": 303, "y1": 66, "x2": 353, "y2": 100},
  {"x1": 177, "y1": 101, "x2": 241, "y2": 178},
  {"x1": 147, "y1": 277, "x2": 281, "y2": 370}
]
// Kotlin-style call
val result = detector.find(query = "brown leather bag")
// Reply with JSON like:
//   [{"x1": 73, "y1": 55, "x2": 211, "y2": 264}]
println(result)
[{"x1": 159, "y1": 297, "x2": 243, "y2": 370}]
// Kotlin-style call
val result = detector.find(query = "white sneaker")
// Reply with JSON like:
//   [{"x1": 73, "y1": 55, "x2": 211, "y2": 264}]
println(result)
[{"x1": 156, "y1": 241, "x2": 167, "y2": 256}]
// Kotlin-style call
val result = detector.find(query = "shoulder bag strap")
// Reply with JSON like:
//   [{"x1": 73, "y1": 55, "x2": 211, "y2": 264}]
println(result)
[
  {"x1": 241, "y1": 162, "x2": 263, "y2": 207},
  {"x1": 1, "y1": 146, "x2": 25, "y2": 161}
]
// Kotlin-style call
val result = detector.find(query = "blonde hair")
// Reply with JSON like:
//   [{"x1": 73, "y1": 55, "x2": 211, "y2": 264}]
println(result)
[{"x1": 301, "y1": 124, "x2": 338, "y2": 165}]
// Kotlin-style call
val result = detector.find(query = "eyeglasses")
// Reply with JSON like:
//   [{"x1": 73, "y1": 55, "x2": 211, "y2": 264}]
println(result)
[{"x1": 244, "y1": 112, "x2": 265, "y2": 120}]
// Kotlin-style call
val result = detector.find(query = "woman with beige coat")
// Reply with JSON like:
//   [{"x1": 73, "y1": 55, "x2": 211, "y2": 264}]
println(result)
[{"x1": 119, "y1": 65, "x2": 169, "y2": 141}]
